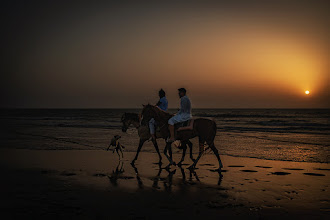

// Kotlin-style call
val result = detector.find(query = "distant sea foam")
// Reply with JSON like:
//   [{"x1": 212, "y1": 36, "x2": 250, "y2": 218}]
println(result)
[{"x1": 1, "y1": 108, "x2": 329, "y2": 163}]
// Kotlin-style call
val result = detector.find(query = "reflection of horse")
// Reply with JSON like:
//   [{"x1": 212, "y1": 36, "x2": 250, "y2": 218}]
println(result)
[
  {"x1": 141, "y1": 105, "x2": 223, "y2": 171},
  {"x1": 131, "y1": 163, "x2": 176, "y2": 190},
  {"x1": 129, "y1": 164, "x2": 223, "y2": 190},
  {"x1": 179, "y1": 166, "x2": 199, "y2": 183},
  {"x1": 121, "y1": 113, "x2": 195, "y2": 165},
  {"x1": 131, "y1": 163, "x2": 144, "y2": 189}
]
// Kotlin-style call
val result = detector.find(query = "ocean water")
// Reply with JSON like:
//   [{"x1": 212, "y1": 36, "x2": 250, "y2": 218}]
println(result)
[{"x1": 1, "y1": 109, "x2": 329, "y2": 163}]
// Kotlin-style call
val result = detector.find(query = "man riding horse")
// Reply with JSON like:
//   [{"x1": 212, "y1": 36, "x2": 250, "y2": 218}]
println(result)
[
  {"x1": 168, "y1": 88, "x2": 192, "y2": 142},
  {"x1": 140, "y1": 88, "x2": 223, "y2": 171}
]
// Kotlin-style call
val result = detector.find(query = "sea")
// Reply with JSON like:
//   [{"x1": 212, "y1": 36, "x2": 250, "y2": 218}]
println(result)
[{"x1": 1, "y1": 108, "x2": 329, "y2": 163}]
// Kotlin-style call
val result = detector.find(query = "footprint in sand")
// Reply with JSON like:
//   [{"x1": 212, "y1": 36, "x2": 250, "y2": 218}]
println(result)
[
  {"x1": 255, "y1": 166, "x2": 272, "y2": 169},
  {"x1": 314, "y1": 168, "x2": 330, "y2": 171},
  {"x1": 240, "y1": 170, "x2": 258, "y2": 173},
  {"x1": 41, "y1": 170, "x2": 57, "y2": 174},
  {"x1": 61, "y1": 171, "x2": 77, "y2": 176},
  {"x1": 208, "y1": 169, "x2": 228, "y2": 172},
  {"x1": 271, "y1": 172, "x2": 291, "y2": 175},
  {"x1": 93, "y1": 173, "x2": 106, "y2": 177},
  {"x1": 303, "y1": 173, "x2": 325, "y2": 176},
  {"x1": 282, "y1": 168, "x2": 304, "y2": 171},
  {"x1": 228, "y1": 165, "x2": 245, "y2": 167}
]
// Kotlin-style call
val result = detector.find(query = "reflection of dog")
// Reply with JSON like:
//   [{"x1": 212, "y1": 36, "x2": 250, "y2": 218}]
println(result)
[
  {"x1": 107, "y1": 135, "x2": 125, "y2": 159},
  {"x1": 108, "y1": 161, "x2": 124, "y2": 186}
]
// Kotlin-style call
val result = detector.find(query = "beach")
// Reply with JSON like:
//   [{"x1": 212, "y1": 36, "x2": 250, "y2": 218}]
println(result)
[
  {"x1": 1, "y1": 149, "x2": 329, "y2": 219},
  {"x1": 2, "y1": 0, "x2": 329, "y2": 218},
  {"x1": 1, "y1": 108, "x2": 329, "y2": 219}
]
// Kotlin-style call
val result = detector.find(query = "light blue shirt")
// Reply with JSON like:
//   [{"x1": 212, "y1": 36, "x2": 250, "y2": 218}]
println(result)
[
  {"x1": 158, "y1": 97, "x2": 168, "y2": 111},
  {"x1": 178, "y1": 95, "x2": 192, "y2": 118}
]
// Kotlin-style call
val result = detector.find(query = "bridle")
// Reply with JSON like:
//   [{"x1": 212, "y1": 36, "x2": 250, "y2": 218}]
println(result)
[{"x1": 122, "y1": 113, "x2": 140, "y2": 130}]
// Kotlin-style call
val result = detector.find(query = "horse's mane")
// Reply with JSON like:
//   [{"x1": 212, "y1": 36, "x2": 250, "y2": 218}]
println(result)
[{"x1": 147, "y1": 104, "x2": 172, "y2": 121}]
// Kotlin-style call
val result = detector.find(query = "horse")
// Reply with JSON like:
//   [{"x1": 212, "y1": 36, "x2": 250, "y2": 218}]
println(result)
[
  {"x1": 140, "y1": 104, "x2": 223, "y2": 171},
  {"x1": 120, "y1": 112, "x2": 196, "y2": 166}
]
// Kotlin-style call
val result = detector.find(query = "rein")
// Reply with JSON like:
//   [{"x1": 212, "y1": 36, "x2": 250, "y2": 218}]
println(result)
[{"x1": 150, "y1": 106, "x2": 171, "y2": 132}]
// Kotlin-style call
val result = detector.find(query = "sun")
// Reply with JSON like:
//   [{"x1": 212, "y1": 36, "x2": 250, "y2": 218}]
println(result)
[{"x1": 305, "y1": 90, "x2": 310, "y2": 95}]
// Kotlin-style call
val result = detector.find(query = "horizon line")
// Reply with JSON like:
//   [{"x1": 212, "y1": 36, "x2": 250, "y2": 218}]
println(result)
[{"x1": 1, "y1": 107, "x2": 329, "y2": 110}]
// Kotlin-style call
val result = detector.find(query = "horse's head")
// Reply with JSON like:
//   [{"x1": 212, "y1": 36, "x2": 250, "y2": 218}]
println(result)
[
  {"x1": 141, "y1": 104, "x2": 157, "y2": 125},
  {"x1": 121, "y1": 113, "x2": 140, "y2": 132}
]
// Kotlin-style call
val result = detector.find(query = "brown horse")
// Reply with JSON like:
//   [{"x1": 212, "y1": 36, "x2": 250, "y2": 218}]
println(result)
[
  {"x1": 121, "y1": 112, "x2": 195, "y2": 165},
  {"x1": 141, "y1": 104, "x2": 223, "y2": 171}
]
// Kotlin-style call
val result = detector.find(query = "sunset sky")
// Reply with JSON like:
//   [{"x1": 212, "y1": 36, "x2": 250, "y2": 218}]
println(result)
[{"x1": 1, "y1": 0, "x2": 329, "y2": 108}]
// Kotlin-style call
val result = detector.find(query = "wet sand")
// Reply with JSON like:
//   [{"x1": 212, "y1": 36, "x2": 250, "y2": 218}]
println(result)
[{"x1": 1, "y1": 149, "x2": 329, "y2": 219}]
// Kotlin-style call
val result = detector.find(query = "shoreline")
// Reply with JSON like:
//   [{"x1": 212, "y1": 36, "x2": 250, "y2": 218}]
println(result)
[{"x1": 1, "y1": 146, "x2": 329, "y2": 164}]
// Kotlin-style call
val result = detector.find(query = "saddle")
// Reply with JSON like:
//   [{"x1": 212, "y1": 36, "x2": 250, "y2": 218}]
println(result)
[
  {"x1": 154, "y1": 119, "x2": 194, "y2": 138},
  {"x1": 175, "y1": 119, "x2": 194, "y2": 131}
]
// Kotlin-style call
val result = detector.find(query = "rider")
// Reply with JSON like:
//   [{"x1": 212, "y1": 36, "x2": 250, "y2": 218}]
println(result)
[
  {"x1": 149, "y1": 89, "x2": 168, "y2": 140},
  {"x1": 168, "y1": 88, "x2": 192, "y2": 142}
]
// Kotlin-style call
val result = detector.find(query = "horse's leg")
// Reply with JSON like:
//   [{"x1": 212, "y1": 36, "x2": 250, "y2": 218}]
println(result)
[
  {"x1": 177, "y1": 141, "x2": 187, "y2": 167},
  {"x1": 188, "y1": 141, "x2": 204, "y2": 170},
  {"x1": 164, "y1": 142, "x2": 175, "y2": 168},
  {"x1": 131, "y1": 139, "x2": 146, "y2": 165},
  {"x1": 163, "y1": 142, "x2": 170, "y2": 162},
  {"x1": 168, "y1": 143, "x2": 175, "y2": 166},
  {"x1": 187, "y1": 140, "x2": 196, "y2": 162},
  {"x1": 209, "y1": 142, "x2": 223, "y2": 170},
  {"x1": 151, "y1": 138, "x2": 162, "y2": 164}
]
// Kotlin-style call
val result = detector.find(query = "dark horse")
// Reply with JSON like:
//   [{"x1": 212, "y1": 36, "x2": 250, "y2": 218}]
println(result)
[
  {"x1": 121, "y1": 112, "x2": 195, "y2": 165},
  {"x1": 141, "y1": 104, "x2": 223, "y2": 171}
]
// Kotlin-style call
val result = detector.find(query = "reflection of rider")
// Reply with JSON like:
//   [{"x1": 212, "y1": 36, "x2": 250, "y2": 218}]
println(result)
[
  {"x1": 168, "y1": 88, "x2": 192, "y2": 142},
  {"x1": 149, "y1": 89, "x2": 168, "y2": 140}
]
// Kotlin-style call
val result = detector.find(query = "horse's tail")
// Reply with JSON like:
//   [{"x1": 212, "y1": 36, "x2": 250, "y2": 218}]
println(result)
[
  {"x1": 213, "y1": 120, "x2": 217, "y2": 134},
  {"x1": 211, "y1": 120, "x2": 217, "y2": 142}
]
